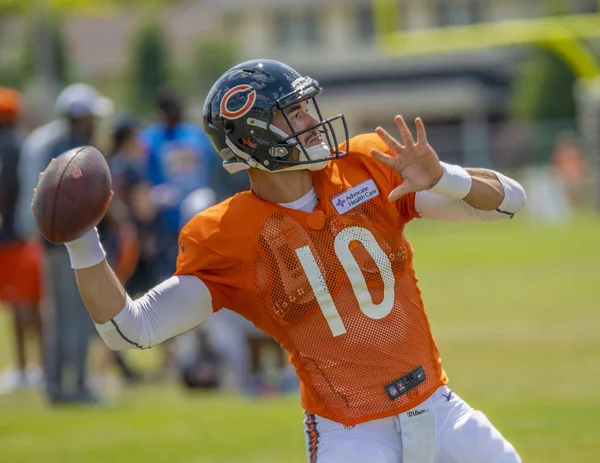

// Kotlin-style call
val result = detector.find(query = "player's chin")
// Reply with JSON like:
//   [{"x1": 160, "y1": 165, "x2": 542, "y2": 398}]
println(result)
[{"x1": 304, "y1": 137, "x2": 322, "y2": 148}]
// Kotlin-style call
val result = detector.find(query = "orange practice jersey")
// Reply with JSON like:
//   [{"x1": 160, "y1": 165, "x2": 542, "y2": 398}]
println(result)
[{"x1": 175, "y1": 133, "x2": 448, "y2": 426}]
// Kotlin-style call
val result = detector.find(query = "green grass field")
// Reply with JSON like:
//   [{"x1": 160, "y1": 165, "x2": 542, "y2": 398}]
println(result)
[{"x1": 1, "y1": 213, "x2": 599, "y2": 462}]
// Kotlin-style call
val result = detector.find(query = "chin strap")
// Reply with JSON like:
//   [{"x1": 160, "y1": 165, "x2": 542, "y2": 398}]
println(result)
[{"x1": 223, "y1": 160, "x2": 250, "y2": 174}]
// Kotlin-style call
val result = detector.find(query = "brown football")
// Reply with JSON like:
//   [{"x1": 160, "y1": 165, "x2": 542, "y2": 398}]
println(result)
[{"x1": 33, "y1": 146, "x2": 112, "y2": 244}]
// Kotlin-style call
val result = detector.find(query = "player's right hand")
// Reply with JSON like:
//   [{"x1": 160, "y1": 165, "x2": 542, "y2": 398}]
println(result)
[{"x1": 370, "y1": 115, "x2": 444, "y2": 202}]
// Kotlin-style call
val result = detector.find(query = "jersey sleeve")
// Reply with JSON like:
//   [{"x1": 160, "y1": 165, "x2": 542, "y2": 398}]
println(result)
[
  {"x1": 344, "y1": 133, "x2": 419, "y2": 223},
  {"x1": 174, "y1": 221, "x2": 239, "y2": 313}
]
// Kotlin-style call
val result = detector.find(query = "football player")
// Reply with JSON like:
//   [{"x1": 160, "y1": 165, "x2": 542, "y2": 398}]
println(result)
[{"x1": 45, "y1": 60, "x2": 526, "y2": 462}]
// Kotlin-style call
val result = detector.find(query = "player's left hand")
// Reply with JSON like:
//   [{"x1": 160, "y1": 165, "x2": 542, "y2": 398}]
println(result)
[{"x1": 371, "y1": 115, "x2": 443, "y2": 202}]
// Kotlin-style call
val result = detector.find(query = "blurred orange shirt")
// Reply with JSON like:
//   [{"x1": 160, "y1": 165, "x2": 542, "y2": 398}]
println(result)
[{"x1": 175, "y1": 134, "x2": 447, "y2": 426}]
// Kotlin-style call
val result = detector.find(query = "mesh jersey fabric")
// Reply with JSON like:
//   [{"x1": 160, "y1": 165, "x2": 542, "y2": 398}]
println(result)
[{"x1": 175, "y1": 133, "x2": 448, "y2": 426}]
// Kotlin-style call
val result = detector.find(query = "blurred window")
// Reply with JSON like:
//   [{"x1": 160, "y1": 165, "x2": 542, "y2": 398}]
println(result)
[
  {"x1": 437, "y1": 0, "x2": 486, "y2": 26},
  {"x1": 355, "y1": 3, "x2": 376, "y2": 44},
  {"x1": 274, "y1": 10, "x2": 321, "y2": 49}
]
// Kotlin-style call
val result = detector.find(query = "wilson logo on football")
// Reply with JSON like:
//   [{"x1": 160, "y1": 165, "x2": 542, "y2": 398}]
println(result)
[{"x1": 220, "y1": 85, "x2": 257, "y2": 120}]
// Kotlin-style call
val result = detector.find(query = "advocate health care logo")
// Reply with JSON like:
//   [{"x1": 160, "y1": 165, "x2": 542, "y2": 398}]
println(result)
[{"x1": 220, "y1": 85, "x2": 257, "y2": 120}]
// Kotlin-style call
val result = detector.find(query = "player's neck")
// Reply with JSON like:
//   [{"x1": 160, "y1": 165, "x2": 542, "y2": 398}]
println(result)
[{"x1": 249, "y1": 168, "x2": 314, "y2": 204}]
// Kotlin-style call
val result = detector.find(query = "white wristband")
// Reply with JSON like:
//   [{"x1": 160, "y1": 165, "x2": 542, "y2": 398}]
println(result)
[
  {"x1": 427, "y1": 162, "x2": 472, "y2": 200},
  {"x1": 64, "y1": 227, "x2": 107, "y2": 269}
]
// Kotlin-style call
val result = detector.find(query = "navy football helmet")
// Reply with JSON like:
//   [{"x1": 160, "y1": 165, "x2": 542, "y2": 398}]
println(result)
[{"x1": 203, "y1": 59, "x2": 349, "y2": 173}]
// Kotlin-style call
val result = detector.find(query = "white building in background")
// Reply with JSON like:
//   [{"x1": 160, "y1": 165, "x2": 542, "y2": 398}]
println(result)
[
  {"x1": 202, "y1": 0, "x2": 599, "y2": 168},
  {"x1": 4, "y1": 0, "x2": 596, "y2": 166}
]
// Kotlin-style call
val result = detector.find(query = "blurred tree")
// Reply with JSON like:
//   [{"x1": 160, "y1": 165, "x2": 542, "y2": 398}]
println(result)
[
  {"x1": 191, "y1": 39, "x2": 238, "y2": 98},
  {"x1": 20, "y1": 14, "x2": 71, "y2": 88},
  {"x1": 511, "y1": 48, "x2": 578, "y2": 124},
  {"x1": 510, "y1": 47, "x2": 580, "y2": 163},
  {"x1": 0, "y1": 4, "x2": 74, "y2": 120},
  {"x1": 509, "y1": 0, "x2": 584, "y2": 163},
  {"x1": 0, "y1": 0, "x2": 147, "y2": 16},
  {"x1": 510, "y1": 0, "x2": 577, "y2": 122},
  {"x1": 128, "y1": 17, "x2": 172, "y2": 116},
  {"x1": 0, "y1": 0, "x2": 179, "y2": 119},
  {"x1": 0, "y1": 0, "x2": 112, "y2": 116}
]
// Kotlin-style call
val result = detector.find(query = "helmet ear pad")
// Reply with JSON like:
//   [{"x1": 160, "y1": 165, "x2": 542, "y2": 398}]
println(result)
[
  {"x1": 222, "y1": 119, "x2": 236, "y2": 135},
  {"x1": 226, "y1": 117, "x2": 294, "y2": 166},
  {"x1": 219, "y1": 116, "x2": 295, "y2": 171}
]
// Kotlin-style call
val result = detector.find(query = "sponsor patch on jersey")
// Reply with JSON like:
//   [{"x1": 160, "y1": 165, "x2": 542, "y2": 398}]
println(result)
[
  {"x1": 332, "y1": 179, "x2": 379, "y2": 215},
  {"x1": 384, "y1": 365, "x2": 426, "y2": 401}
]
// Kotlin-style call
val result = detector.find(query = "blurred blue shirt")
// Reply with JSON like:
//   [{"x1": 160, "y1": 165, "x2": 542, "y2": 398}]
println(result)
[{"x1": 140, "y1": 122, "x2": 216, "y2": 232}]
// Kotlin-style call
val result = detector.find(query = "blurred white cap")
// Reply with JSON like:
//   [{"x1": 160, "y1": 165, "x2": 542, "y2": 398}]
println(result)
[
  {"x1": 55, "y1": 83, "x2": 114, "y2": 118},
  {"x1": 180, "y1": 188, "x2": 217, "y2": 226}
]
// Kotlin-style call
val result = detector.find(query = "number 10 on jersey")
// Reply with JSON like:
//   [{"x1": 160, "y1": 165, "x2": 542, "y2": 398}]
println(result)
[{"x1": 295, "y1": 226, "x2": 396, "y2": 336}]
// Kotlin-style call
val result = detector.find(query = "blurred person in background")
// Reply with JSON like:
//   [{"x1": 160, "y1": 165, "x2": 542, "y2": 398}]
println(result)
[
  {"x1": 18, "y1": 83, "x2": 113, "y2": 404},
  {"x1": 0, "y1": 87, "x2": 44, "y2": 394},
  {"x1": 108, "y1": 113, "x2": 159, "y2": 297},
  {"x1": 94, "y1": 114, "x2": 154, "y2": 387},
  {"x1": 175, "y1": 187, "x2": 220, "y2": 390},
  {"x1": 201, "y1": 307, "x2": 299, "y2": 396},
  {"x1": 210, "y1": 144, "x2": 251, "y2": 202},
  {"x1": 551, "y1": 131, "x2": 589, "y2": 207},
  {"x1": 140, "y1": 87, "x2": 217, "y2": 282},
  {"x1": 140, "y1": 88, "x2": 217, "y2": 380},
  {"x1": 179, "y1": 173, "x2": 293, "y2": 396},
  {"x1": 96, "y1": 199, "x2": 142, "y2": 387},
  {"x1": 177, "y1": 123, "x2": 256, "y2": 394}
]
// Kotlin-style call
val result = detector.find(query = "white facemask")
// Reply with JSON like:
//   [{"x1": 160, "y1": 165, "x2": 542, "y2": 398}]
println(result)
[
  {"x1": 267, "y1": 124, "x2": 333, "y2": 172},
  {"x1": 297, "y1": 142, "x2": 332, "y2": 171}
]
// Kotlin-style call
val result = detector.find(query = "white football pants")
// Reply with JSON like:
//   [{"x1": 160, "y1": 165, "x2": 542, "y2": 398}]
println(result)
[{"x1": 303, "y1": 386, "x2": 521, "y2": 463}]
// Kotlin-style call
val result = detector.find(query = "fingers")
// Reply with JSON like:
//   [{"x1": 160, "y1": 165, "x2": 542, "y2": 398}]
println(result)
[
  {"x1": 415, "y1": 117, "x2": 427, "y2": 144},
  {"x1": 388, "y1": 182, "x2": 415, "y2": 202},
  {"x1": 394, "y1": 115, "x2": 415, "y2": 146},
  {"x1": 370, "y1": 149, "x2": 396, "y2": 168},
  {"x1": 375, "y1": 126, "x2": 404, "y2": 152},
  {"x1": 38, "y1": 159, "x2": 54, "y2": 179},
  {"x1": 376, "y1": 116, "x2": 425, "y2": 152}
]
